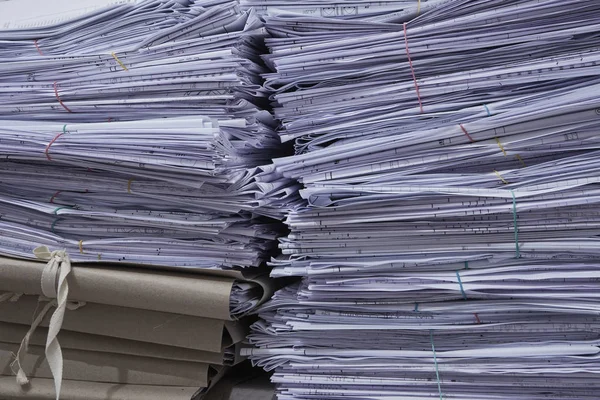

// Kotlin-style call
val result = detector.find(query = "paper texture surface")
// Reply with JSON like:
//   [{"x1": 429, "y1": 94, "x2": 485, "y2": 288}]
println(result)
[
  {"x1": 0, "y1": 296, "x2": 228, "y2": 352},
  {"x1": 0, "y1": 342, "x2": 210, "y2": 387},
  {"x1": 0, "y1": 0, "x2": 138, "y2": 31},
  {"x1": 0, "y1": 376, "x2": 199, "y2": 400}
]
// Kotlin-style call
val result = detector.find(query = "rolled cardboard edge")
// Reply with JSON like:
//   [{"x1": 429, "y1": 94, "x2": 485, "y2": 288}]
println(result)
[
  {"x1": 0, "y1": 296, "x2": 228, "y2": 352},
  {"x1": 0, "y1": 257, "x2": 234, "y2": 320},
  {"x1": 0, "y1": 376, "x2": 199, "y2": 400},
  {"x1": 0, "y1": 321, "x2": 227, "y2": 365},
  {"x1": 0, "y1": 257, "x2": 276, "y2": 321},
  {"x1": 0, "y1": 342, "x2": 211, "y2": 387}
]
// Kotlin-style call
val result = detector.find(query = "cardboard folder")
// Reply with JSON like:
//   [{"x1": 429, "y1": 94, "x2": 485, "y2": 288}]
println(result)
[
  {"x1": 0, "y1": 376, "x2": 200, "y2": 400},
  {"x1": 0, "y1": 321, "x2": 230, "y2": 365},
  {"x1": 0, "y1": 342, "x2": 214, "y2": 387},
  {"x1": 0, "y1": 295, "x2": 248, "y2": 352}
]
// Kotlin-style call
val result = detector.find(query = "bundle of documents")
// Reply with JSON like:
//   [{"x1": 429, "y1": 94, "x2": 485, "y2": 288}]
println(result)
[
  {"x1": 0, "y1": 0, "x2": 291, "y2": 398},
  {"x1": 0, "y1": 257, "x2": 275, "y2": 399},
  {"x1": 0, "y1": 0, "x2": 267, "y2": 121},
  {"x1": 244, "y1": 1, "x2": 600, "y2": 399},
  {"x1": 261, "y1": 0, "x2": 600, "y2": 149},
  {"x1": 0, "y1": 0, "x2": 301, "y2": 267}
]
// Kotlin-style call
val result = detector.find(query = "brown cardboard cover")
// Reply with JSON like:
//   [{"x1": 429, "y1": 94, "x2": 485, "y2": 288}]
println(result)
[
  {"x1": 0, "y1": 295, "x2": 228, "y2": 352},
  {"x1": 0, "y1": 322, "x2": 226, "y2": 365},
  {"x1": 177, "y1": 267, "x2": 276, "y2": 305},
  {"x1": 0, "y1": 377, "x2": 199, "y2": 400},
  {"x1": 0, "y1": 257, "x2": 235, "y2": 320},
  {"x1": 224, "y1": 320, "x2": 250, "y2": 345},
  {"x1": 0, "y1": 342, "x2": 210, "y2": 387}
]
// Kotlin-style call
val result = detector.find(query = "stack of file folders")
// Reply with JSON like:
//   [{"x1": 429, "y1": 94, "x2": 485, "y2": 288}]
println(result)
[
  {"x1": 244, "y1": 1, "x2": 600, "y2": 399},
  {"x1": 0, "y1": 260, "x2": 273, "y2": 400},
  {"x1": 0, "y1": 0, "x2": 297, "y2": 398}
]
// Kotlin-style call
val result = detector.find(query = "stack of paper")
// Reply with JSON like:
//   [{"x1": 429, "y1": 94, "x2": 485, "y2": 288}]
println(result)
[
  {"x1": 243, "y1": 1, "x2": 600, "y2": 399},
  {"x1": 0, "y1": 0, "x2": 300, "y2": 266},
  {"x1": 0, "y1": 0, "x2": 293, "y2": 398}
]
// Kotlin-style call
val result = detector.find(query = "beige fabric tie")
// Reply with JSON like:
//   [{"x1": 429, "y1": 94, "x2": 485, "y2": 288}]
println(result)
[
  {"x1": 11, "y1": 246, "x2": 83, "y2": 400},
  {"x1": 0, "y1": 292, "x2": 23, "y2": 303}
]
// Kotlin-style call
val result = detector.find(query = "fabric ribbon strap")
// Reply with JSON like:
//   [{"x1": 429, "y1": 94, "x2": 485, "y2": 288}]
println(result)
[
  {"x1": 12, "y1": 246, "x2": 74, "y2": 400},
  {"x1": 0, "y1": 292, "x2": 23, "y2": 303}
]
